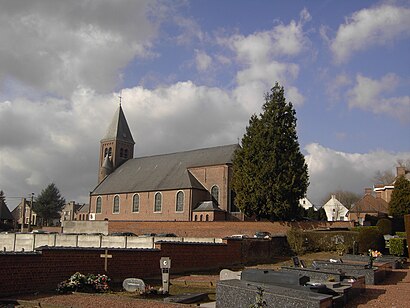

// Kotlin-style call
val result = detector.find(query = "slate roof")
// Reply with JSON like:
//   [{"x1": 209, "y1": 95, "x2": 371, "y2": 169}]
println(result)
[
  {"x1": 350, "y1": 194, "x2": 389, "y2": 214},
  {"x1": 0, "y1": 200, "x2": 13, "y2": 220},
  {"x1": 101, "y1": 105, "x2": 134, "y2": 144},
  {"x1": 91, "y1": 144, "x2": 239, "y2": 195},
  {"x1": 192, "y1": 201, "x2": 224, "y2": 212}
]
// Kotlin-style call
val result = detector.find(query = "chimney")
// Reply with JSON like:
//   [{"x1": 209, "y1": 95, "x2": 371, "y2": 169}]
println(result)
[
  {"x1": 397, "y1": 166, "x2": 406, "y2": 177},
  {"x1": 364, "y1": 188, "x2": 373, "y2": 195}
]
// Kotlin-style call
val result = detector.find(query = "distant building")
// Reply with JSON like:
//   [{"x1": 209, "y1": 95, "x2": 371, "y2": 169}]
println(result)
[
  {"x1": 89, "y1": 105, "x2": 242, "y2": 222},
  {"x1": 61, "y1": 201, "x2": 90, "y2": 224},
  {"x1": 11, "y1": 199, "x2": 38, "y2": 228},
  {"x1": 299, "y1": 198, "x2": 314, "y2": 210},
  {"x1": 374, "y1": 166, "x2": 410, "y2": 203},
  {"x1": 76, "y1": 203, "x2": 90, "y2": 221},
  {"x1": 322, "y1": 195, "x2": 349, "y2": 221},
  {"x1": 349, "y1": 188, "x2": 389, "y2": 225},
  {"x1": 0, "y1": 199, "x2": 13, "y2": 224}
]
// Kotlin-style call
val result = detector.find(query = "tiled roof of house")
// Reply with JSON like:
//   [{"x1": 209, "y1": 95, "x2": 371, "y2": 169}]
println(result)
[
  {"x1": 91, "y1": 144, "x2": 239, "y2": 195},
  {"x1": 349, "y1": 194, "x2": 389, "y2": 214}
]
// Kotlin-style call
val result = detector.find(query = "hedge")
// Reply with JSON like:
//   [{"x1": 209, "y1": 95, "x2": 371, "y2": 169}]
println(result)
[
  {"x1": 389, "y1": 238, "x2": 407, "y2": 257},
  {"x1": 286, "y1": 229, "x2": 359, "y2": 255}
]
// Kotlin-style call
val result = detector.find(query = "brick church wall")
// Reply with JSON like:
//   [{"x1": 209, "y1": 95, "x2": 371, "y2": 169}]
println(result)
[{"x1": 0, "y1": 238, "x2": 281, "y2": 297}]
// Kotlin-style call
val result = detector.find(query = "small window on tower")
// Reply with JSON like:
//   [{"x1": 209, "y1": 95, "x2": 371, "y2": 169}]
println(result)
[
  {"x1": 124, "y1": 149, "x2": 128, "y2": 158},
  {"x1": 120, "y1": 148, "x2": 123, "y2": 158},
  {"x1": 104, "y1": 148, "x2": 108, "y2": 157},
  {"x1": 108, "y1": 147, "x2": 112, "y2": 156}
]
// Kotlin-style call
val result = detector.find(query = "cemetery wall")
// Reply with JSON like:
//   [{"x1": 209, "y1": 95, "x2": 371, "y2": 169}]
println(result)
[
  {"x1": 107, "y1": 220, "x2": 354, "y2": 237},
  {"x1": 0, "y1": 238, "x2": 272, "y2": 297}
]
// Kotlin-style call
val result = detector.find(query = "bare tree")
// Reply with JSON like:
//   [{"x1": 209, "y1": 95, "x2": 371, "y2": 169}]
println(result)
[
  {"x1": 372, "y1": 170, "x2": 395, "y2": 185},
  {"x1": 321, "y1": 190, "x2": 361, "y2": 209}
]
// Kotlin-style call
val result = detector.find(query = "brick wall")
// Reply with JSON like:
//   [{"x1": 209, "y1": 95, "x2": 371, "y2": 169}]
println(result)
[
  {"x1": 0, "y1": 238, "x2": 282, "y2": 297},
  {"x1": 108, "y1": 221, "x2": 354, "y2": 237}
]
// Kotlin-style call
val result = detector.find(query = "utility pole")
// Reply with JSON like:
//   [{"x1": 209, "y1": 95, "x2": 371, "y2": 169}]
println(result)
[
  {"x1": 28, "y1": 193, "x2": 34, "y2": 232},
  {"x1": 20, "y1": 197, "x2": 26, "y2": 232}
]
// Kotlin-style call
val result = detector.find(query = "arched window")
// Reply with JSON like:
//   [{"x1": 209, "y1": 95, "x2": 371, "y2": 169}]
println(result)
[
  {"x1": 200, "y1": 214, "x2": 203, "y2": 221},
  {"x1": 176, "y1": 191, "x2": 184, "y2": 212},
  {"x1": 96, "y1": 196, "x2": 102, "y2": 213},
  {"x1": 132, "y1": 194, "x2": 139, "y2": 213},
  {"x1": 211, "y1": 185, "x2": 219, "y2": 204},
  {"x1": 206, "y1": 214, "x2": 209, "y2": 221},
  {"x1": 108, "y1": 147, "x2": 112, "y2": 156},
  {"x1": 194, "y1": 215, "x2": 198, "y2": 221},
  {"x1": 120, "y1": 148, "x2": 124, "y2": 158},
  {"x1": 124, "y1": 149, "x2": 128, "y2": 158},
  {"x1": 113, "y1": 195, "x2": 120, "y2": 213},
  {"x1": 104, "y1": 148, "x2": 108, "y2": 157},
  {"x1": 154, "y1": 192, "x2": 162, "y2": 212}
]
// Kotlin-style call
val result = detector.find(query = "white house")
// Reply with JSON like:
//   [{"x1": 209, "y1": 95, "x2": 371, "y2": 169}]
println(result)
[
  {"x1": 299, "y1": 198, "x2": 314, "y2": 210},
  {"x1": 322, "y1": 195, "x2": 349, "y2": 221}
]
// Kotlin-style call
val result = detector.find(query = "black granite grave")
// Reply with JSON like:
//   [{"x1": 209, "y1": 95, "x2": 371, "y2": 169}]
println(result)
[
  {"x1": 343, "y1": 254, "x2": 406, "y2": 269},
  {"x1": 312, "y1": 260, "x2": 385, "y2": 285},
  {"x1": 216, "y1": 280, "x2": 334, "y2": 308}
]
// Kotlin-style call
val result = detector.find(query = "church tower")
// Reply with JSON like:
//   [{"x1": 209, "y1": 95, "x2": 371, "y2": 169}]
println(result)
[{"x1": 98, "y1": 104, "x2": 135, "y2": 183}]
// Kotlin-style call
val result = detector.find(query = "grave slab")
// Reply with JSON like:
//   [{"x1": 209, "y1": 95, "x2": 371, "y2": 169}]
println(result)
[
  {"x1": 241, "y1": 269, "x2": 309, "y2": 286},
  {"x1": 216, "y1": 280, "x2": 333, "y2": 308},
  {"x1": 164, "y1": 293, "x2": 208, "y2": 304},
  {"x1": 312, "y1": 260, "x2": 384, "y2": 285}
]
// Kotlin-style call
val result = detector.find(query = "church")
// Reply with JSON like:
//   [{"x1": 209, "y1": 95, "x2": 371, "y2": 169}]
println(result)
[{"x1": 89, "y1": 105, "x2": 244, "y2": 221}]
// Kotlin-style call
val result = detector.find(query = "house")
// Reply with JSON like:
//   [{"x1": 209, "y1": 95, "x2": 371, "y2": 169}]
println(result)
[
  {"x1": 349, "y1": 188, "x2": 389, "y2": 225},
  {"x1": 0, "y1": 199, "x2": 13, "y2": 224},
  {"x1": 322, "y1": 195, "x2": 349, "y2": 221},
  {"x1": 61, "y1": 201, "x2": 90, "y2": 223},
  {"x1": 89, "y1": 105, "x2": 242, "y2": 222},
  {"x1": 374, "y1": 166, "x2": 410, "y2": 203},
  {"x1": 11, "y1": 199, "x2": 38, "y2": 228},
  {"x1": 299, "y1": 198, "x2": 314, "y2": 210}
]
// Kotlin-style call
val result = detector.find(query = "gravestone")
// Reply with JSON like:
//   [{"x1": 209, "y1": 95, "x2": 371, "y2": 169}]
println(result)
[
  {"x1": 312, "y1": 260, "x2": 385, "y2": 285},
  {"x1": 241, "y1": 269, "x2": 310, "y2": 286},
  {"x1": 123, "y1": 278, "x2": 145, "y2": 293},
  {"x1": 216, "y1": 280, "x2": 333, "y2": 308},
  {"x1": 220, "y1": 269, "x2": 242, "y2": 281},
  {"x1": 292, "y1": 256, "x2": 301, "y2": 267},
  {"x1": 160, "y1": 257, "x2": 171, "y2": 294}
]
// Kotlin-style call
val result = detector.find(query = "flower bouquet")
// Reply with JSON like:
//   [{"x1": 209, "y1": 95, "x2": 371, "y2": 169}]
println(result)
[{"x1": 367, "y1": 249, "x2": 382, "y2": 268}]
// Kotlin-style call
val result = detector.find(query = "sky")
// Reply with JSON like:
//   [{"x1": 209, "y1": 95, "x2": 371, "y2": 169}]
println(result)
[{"x1": 1, "y1": 0, "x2": 409, "y2": 210}]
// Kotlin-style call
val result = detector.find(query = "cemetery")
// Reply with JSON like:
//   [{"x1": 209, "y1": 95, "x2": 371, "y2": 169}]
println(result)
[{"x1": 0, "y1": 217, "x2": 409, "y2": 308}]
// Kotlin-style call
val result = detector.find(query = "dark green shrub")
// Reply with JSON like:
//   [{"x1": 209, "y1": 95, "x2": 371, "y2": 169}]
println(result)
[
  {"x1": 286, "y1": 229, "x2": 359, "y2": 255},
  {"x1": 351, "y1": 226, "x2": 379, "y2": 232},
  {"x1": 286, "y1": 228, "x2": 307, "y2": 255},
  {"x1": 376, "y1": 218, "x2": 392, "y2": 235},
  {"x1": 356, "y1": 227, "x2": 385, "y2": 254},
  {"x1": 396, "y1": 232, "x2": 407, "y2": 238},
  {"x1": 389, "y1": 238, "x2": 407, "y2": 256}
]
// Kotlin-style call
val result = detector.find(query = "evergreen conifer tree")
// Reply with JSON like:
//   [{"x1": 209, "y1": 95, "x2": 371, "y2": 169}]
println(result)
[
  {"x1": 34, "y1": 183, "x2": 65, "y2": 226},
  {"x1": 232, "y1": 83, "x2": 309, "y2": 220},
  {"x1": 389, "y1": 175, "x2": 410, "y2": 217}
]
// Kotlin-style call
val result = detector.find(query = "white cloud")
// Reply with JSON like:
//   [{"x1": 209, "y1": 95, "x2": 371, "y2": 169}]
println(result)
[
  {"x1": 221, "y1": 10, "x2": 310, "y2": 108},
  {"x1": 305, "y1": 143, "x2": 410, "y2": 205},
  {"x1": 331, "y1": 4, "x2": 410, "y2": 63},
  {"x1": 0, "y1": 1, "x2": 160, "y2": 97},
  {"x1": 195, "y1": 50, "x2": 212, "y2": 72},
  {"x1": 348, "y1": 73, "x2": 410, "y2": 121}
]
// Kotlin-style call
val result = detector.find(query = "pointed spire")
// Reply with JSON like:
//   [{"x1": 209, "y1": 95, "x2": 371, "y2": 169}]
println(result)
[{"x1": 101, "y1": 105, "x2": 135, "y2": 144}]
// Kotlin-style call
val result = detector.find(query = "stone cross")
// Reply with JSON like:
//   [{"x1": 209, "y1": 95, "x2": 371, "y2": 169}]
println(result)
[{"x1": 100, "y1": 249, "x2": 112, "y2": 272}]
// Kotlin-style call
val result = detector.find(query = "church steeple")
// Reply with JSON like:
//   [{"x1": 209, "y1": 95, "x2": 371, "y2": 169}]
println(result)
[{"x1": 98, "y1": 104, "x2": 135, "y2": 183}]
